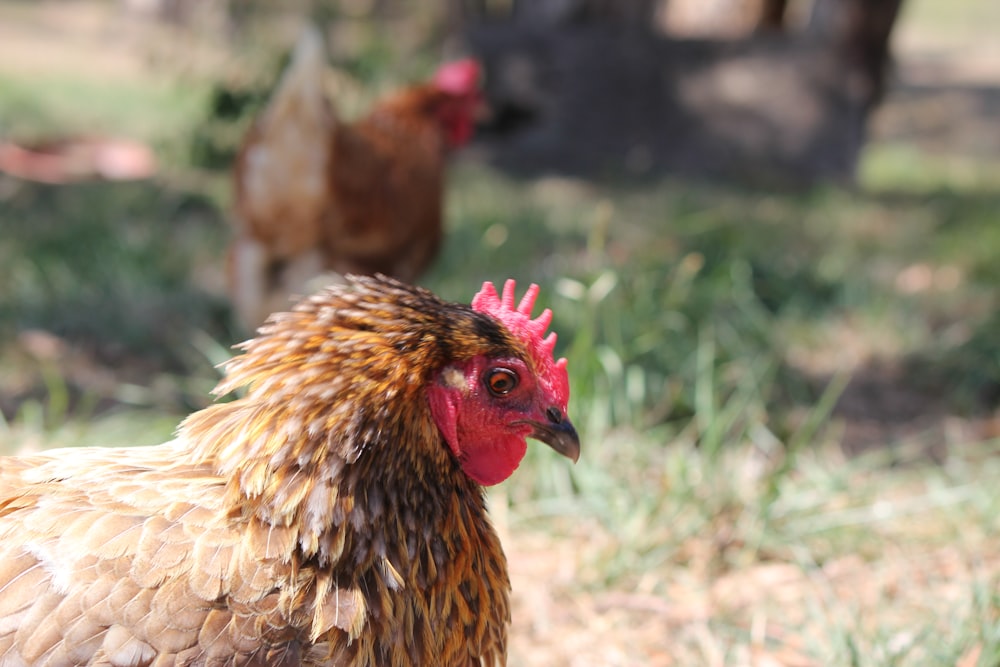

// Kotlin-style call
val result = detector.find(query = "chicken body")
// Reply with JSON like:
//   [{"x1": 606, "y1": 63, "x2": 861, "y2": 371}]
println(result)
[
  {"x1": 0, "y1": 276, "x2": 578, "y2": 667},
  {"x1": 229, "y1": 26, "x2": 481, "y2": 329}
]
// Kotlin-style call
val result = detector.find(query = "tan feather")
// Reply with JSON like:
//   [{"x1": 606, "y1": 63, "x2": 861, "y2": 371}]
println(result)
[
  {"x1": 244, "y1": 520, "x2": 297, "y2": 561},
  {"x1": 82, "y1": 513, "x2": 146, "y2": 559},
  {"x1": 0, "y1": 554, "x2": 47, "y2": 619},
  {"x1": 79, "y1": 572, "x2": 118, "y2": 627},
  {"x1": 194, "y1": 608, "x2": 234, "y2": 658},
  {"x1": 100, "y1": 624, "x2": 157, "y2": 667},
  {"x1": 9, "y1": 594, "x2": 62, "y2": 663}
]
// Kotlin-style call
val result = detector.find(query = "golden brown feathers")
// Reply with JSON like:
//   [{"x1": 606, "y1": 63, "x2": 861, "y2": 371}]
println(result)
[{"x1": 0, "y1": 275, "x2": 541, "y2": 666}]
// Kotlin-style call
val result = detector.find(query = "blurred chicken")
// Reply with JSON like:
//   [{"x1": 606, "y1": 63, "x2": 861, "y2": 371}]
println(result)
[
  {"x1": 229, "y1": 25, "x2": 482, "y2": 329},
  {"x1": 0, "y1": 275, "x2": 579, "y2": 666}
]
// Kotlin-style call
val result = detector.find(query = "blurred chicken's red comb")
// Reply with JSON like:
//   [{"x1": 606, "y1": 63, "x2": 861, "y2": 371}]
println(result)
[
  {"x1": 472, "y1": 280, "x2": 570, "y2": 404},
  {"x1": 433, "y1": 58, "x2": 481, "y2": 96}
]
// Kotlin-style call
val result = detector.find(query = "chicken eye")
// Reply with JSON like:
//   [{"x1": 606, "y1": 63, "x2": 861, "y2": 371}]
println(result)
[{"x1": 485, "y1": 368, "x2": 518, "y2": 396}]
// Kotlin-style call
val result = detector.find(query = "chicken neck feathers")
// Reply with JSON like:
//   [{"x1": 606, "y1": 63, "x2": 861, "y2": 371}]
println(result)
[{"x1": 0, "y1": 276, "x2": 517, "y2": 666}]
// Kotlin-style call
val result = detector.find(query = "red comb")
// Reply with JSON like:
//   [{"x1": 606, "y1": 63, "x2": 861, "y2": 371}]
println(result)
[
  {"x1": 433, "y1": 59, "x2": 481, "y2": 95},
  {"x1": 472, "y1": 280, "x2": 570, "y2": 406}
]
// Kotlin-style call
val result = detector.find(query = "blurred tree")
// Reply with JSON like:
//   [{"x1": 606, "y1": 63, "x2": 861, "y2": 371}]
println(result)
[
  {"x1": 152, "y1": 0, "x2": 905, "y2": 185},
  {"x1": 453, "y1": 0, "x2": 906, "y2": 185},
  {"x1": 756, "y1": 0, "x2": 789, "y2": 31},
  {"x1": 808, "y1": 0, "x2": 904, "y2": 109},
  {"x1": 451, "y1": 0, "x2": 658, "y2": 29}
]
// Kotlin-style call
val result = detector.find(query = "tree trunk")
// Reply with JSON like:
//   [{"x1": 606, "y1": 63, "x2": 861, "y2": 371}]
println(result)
[
  {"x1": 453, "y1": 0, "x2": 660, "y2": 28},
  {"x1": 810, "y1": 0, "x2": 904, "y2": 108},
  {"x1": 755, "y1": 0, "x2": 788, "y2": 32}
]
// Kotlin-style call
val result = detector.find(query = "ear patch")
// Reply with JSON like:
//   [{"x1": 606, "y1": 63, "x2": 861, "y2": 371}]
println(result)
[{"x1": 440, "y1": 366, "x2": 469, "y2": 393}]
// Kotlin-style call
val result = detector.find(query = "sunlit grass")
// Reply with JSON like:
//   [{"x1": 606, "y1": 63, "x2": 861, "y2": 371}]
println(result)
[
  {"x1": 861, "y1": 142, "x2": 1000, "y2": 193},
  {"x1": 0, "y1": 72, "x2": 207, "y2": 156},
  {"x1": 504, "y1": 431, "x2": 1000, "y2": 666}
]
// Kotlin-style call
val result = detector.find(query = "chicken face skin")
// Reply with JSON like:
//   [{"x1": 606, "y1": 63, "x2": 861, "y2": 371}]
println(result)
[{"x1": 428, "y1": 354, "x2": 578, "y2": 486}]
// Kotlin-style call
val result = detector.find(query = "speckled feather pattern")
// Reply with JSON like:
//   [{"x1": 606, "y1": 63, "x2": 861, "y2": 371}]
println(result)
[{"x1": 0, "y1": 276, "x2": 526, "y2": 667}]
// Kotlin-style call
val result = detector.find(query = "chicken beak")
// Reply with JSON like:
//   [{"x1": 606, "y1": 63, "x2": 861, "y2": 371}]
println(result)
[{"x1": 527, "y1": 409, "x2": 581, "y2": 463}]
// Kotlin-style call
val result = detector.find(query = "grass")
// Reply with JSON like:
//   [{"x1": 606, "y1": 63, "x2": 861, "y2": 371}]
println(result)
[
  {"x1": 0, "y1": 71, "x2": 205, "y2": 146},
  {"x1": 503, "y1": 437, "x2": 1000, "y2": 665},
  {"x1": 1, "y1": 2, "x2": 1000, "y2": 664},
  {"x1": 9, "y1": 163, "x2": 995, "y2": 663}
]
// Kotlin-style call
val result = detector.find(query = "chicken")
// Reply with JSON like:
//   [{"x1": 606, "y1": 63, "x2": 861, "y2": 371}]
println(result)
[
  {"x1": 0, "y1": 275, "x2": 579, "y2": 667},
  {"x1": 229, "y1": 25, "x2": 482, "y2": 329}
]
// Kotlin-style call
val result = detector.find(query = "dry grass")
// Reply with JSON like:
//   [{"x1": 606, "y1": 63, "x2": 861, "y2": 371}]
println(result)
[{"x1": 500, "y1": 437, "x2": 1000, "y2": 666}]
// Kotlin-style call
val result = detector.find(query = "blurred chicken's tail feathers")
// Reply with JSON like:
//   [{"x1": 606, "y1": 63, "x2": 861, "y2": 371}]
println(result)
[{"x1": 261, "y1": 22, "x2": 333, "y2": 126}]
